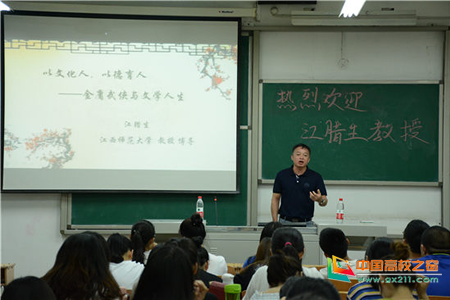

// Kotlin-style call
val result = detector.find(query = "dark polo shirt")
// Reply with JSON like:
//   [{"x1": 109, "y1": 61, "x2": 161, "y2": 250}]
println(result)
[{"x1": 273, "y1": 166, "x2": 327, "y2": 219}]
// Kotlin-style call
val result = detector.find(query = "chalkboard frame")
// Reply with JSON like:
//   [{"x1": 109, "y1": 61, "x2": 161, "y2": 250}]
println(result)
[{"x1": 258, "y1": 80, "x2": 443, "y2": 185}]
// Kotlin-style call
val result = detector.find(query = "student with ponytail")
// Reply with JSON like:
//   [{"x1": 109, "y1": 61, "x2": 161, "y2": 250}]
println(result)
[
  {"x1": 130, "y1": 220, "x2": 157, "y2": 265},
  {"x1": 179, "y1": 213, "x2": 228, "y2": 276},
  {"x1": 243, "y1": 227, "x2": 322, "y2": 300},
  {"x1": 107, "y1": 233, "x2": 145, "y2": 290}
]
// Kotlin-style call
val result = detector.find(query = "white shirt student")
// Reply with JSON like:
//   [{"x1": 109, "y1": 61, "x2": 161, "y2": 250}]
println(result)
[
  {"x1": 242, "y1": 265, "x2": 323, "y2": 300},
  {"x1": 109, "y1": 247, "x2": 145, "y2": 290}
]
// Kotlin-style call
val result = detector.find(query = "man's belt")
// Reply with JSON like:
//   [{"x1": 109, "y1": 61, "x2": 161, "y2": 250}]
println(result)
[{"x1": 279, "y1": 215, "x2": 311, "y2": 222}]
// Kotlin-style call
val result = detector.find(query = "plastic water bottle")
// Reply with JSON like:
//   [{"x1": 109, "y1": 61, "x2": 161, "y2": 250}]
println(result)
[
  {"x1": 196, "y1": 196, "x2": 204, "y2": 219},
  {"x1": 336, "y1": 198, "x2": 344, "y2": 224}
]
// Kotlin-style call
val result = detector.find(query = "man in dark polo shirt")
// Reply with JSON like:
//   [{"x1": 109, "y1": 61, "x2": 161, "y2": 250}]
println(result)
[{"x1": 271, "y1": 143, "x2": 328, "y2": 227}]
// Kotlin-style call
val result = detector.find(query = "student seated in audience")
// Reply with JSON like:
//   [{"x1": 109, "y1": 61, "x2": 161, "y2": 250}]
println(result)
[
  {"x1": 130, "y1": 219, "x2": 157, "y2": 265},
  {"x1": 106, "y1": 233, "x2": 145, "y2": 290},
  {"x1": 414, "y1": 225, "x2": 450, "y2": 297},
  {"x1": 234, "y1": 237, "x2": 272, "y2": 291},
  {"x1": 243, "y1": 221, "x2": 282, "y2": 268},
  {"x1": 319, "y1": 227, "x2": 365, "y2": 278},
  {"x1": 281, "y1": 277, "x2": 340, "y2": 300},
  {"x1": 170, "y1": 238, "x2": 218, "y2": 300},
  {"x1": 42, "y1": 232, "x2": 126, "y2": 300},
  {"x1": 2, "y1": 276, "x2": 56, "y2": 300},
  {"x1": 180, "y1": 213, "x2": 227, "y2": 276},
  {"x1": 250, "y1": 246, "x2": 303, "y2": 299},
  {"x1": 403, "y1": 219, "x2": 430, "y2": 259},
  {"x1": 197, "y1": 246, "x2": 223, "y2": 288},
  {"x1": 133, "y1": 240, "x2": 208, "y2": 300},
  {"x1": 347, "y1": 237, "x2": 395, "y2": 300},
  {"x1": 378, "y1": 243, "x2": 430, "y2": 300},
  {"x1": 243, "y1": 227, "x2": 323, "y2": 300}
]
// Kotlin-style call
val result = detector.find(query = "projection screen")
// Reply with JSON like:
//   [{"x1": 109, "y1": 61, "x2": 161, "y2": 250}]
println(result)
[{"x1": 2, "y1": 11, "x2": 239, "y2": 192}]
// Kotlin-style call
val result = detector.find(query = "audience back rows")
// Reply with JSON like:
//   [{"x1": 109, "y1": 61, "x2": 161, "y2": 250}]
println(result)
[{"x1": 2, "y1": 217, "x2": 450, "y2": 300}]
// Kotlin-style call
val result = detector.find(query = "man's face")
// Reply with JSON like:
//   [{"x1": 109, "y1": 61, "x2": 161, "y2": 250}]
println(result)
[{"x1": 291, "y1": 146, "x2": 311, "y2": 169}]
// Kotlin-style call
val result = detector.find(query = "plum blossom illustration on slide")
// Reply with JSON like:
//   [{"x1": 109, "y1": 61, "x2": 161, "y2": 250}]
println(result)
[
  {"x1": 4, "y1": 128, "x2": 21, "y2": 153},
  {"x1": 196, "y1": 44, "x2": 237, "y2": 100},
  {"x1": 25, "y1": 128, "x2": 75, "y2": 169}
]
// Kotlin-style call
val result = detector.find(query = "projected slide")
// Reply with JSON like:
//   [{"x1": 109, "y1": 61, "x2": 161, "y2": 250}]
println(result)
[{"x1": 2, "y1": 13, "x2": 239, "y2": 191}]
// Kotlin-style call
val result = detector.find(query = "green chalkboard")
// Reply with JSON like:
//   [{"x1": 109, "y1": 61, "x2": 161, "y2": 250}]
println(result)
[
  {"x1": 70, "y1": 35, "x2": 250, "y2": 226},
  {"x1": 262, "y1": 82, "x2": 440, "y2": 182}
]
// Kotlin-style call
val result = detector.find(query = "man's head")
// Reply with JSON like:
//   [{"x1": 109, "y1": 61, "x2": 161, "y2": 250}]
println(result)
[
  {"x1": 421, "y1": 225, "x2": 450, "y2": 255},
  {"x1": 319, "y1": 228, "x2": 348, "y2": 259},
  {"x1": 403, "y1": 219, "x2": 430, "y2": 256},
  {"x1": 291, "y1": 143, "x2": 311, "y2": 170}
]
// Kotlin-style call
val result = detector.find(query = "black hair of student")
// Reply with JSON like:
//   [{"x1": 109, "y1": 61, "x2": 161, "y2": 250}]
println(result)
[
  {"x1": 2, "y1": 276, "x2": 56, "y2": 300},
  {"x1": 421, "y1": 225, "x2": 450, "y2": 254},
  {"x1": 271, "y1": 227, "x2": 304, "y2": 254},
  {"x1": 267, "y1": 251, "x2": 302, "y2": 288},
  {"x1": 179, "y1": 213, "x2": 206, "y2": 247},
  {"x1": 198, "y1": 246, "x2": 209, "y2": 267},
  {"x1": 319, "y1": 228, "x2": 348, "y2": 259},
  {"x1": 403, "y1": 219, "x2": 430, "y2": 255},
  {"x1": 260, "y1": 221, "x2": 283, "y2": 242},
  {"x1": 379, "y1": 242, "x2": 415, "y2": 291},
  {"x1": 42, "y1": 232, "x2": 122, "y2": 300},
  {"x1": 285, "y1": 277, "x2": 340, "y2": 300},
  {"x1": 364, "y1": 237, "x2": 394, "y2": 290},
  {"x1": 131, "y1": 220, "x2": 156, "y2": 264},
  {"x1": 133, "y1": 243, "x2": 194, "y2": 300},
  {"x1": 292, "y1": 143, "x2": 311, "y2": 155},
  {"x1": 365, "y1": 237, "x2": 394, "y2": 260},
  {"x1": 107, "y1": 233, "x2": 132, "y2": 263},
  {"x1": 167, "y1": 237, "x2": 199, "y2": 268},
  {"x1": 83, "y1": 231, "x2": 111, "y2": 261}
]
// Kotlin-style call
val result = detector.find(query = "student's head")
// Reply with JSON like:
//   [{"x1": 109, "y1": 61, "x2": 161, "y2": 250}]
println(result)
[
  {"x1": 365, "y1": 237, "x2": 394, "y2": 261},
  {"x1": 83, "y1": 230, "x2": 111, "y2": 261},
  {"x1": 255, "y1": 237, "x2": 272, "y2": 263},
  {"x1": 179, "y1": 213, "x2": 206, "y2": 247},
  {"x1": 260, "y1": 221, "x2": 283, "y2": 242},
  {"x1": 319, "y1": 228, "x2": 348, "y2": 259},
  {"x1": 131, "y1": 220, "x2": 156, "y2": 264},
  {"x1": 267, "y1": 251, "x2": 302, "y2": 288},
  {"x1": 379, "y1": 242, "x2": 416, "y2": 298},
  {"x1": 2, "y1": 276, "x2": 56, "y2": 300},
  {"x1": 403, "y1": 219, "x2": 430, "y2": 256},
  {"x1": 197, "y1": 246, "x2": 209, "y2": 270},
  {"x1": 284, "y1": 277, "x2": 340, "y2": 300},
  {"x1": 421, "y1": 225, "x2": 450, "y2": 255},
  {"x1": 168, "y1": 237, "x2": 199, "y2": 272},
  {"x1": 42, "y1": 232, "x2": 122, "y2": 300},
  {"x1": 271, "y1": 227, "x2": 305, "y2": 259},
  {"x1": 107, "y1": 233, "x2": 132, "y2": 263},
  {"x1": 133, "y1": 243, "x2": 194, "y2": 300}
]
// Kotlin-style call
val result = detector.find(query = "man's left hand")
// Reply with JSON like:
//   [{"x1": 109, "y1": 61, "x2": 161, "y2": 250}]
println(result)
[{"x1": 309, "y1": 189, "x2": 322, "y2": 202}]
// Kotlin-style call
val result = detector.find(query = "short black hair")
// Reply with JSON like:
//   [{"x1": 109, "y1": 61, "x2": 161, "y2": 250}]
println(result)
[
  {"x1": 197, "y1": 246, "x2": 209, "y2": 267},
  {"x1": 403, "y1": 220, "x2": 430, "y2": 254},
  {"x1": 421, "y1": 226, "x2": 450, "y2": 255},
  {"x1": 319, "y1": 228, "x2": 348, "y2": 259},
  {"x1": 292, "y1": 143, "x2": 311, "y2": 155},
  {"x1": 365, "y1": 237, "x2": 394, "y2": 260},
  {"x1": 260, "y1": 222, "x2": 283, "y2": 242}
]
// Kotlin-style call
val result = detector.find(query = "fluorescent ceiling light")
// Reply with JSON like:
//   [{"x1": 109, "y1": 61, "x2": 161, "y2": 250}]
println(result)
[
  {"x1": 0, "y1": 1, "x2": 10, "y2": 11},
  {"x1": 340, "y1": 0, "x2": 366, "y2": 18}
]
